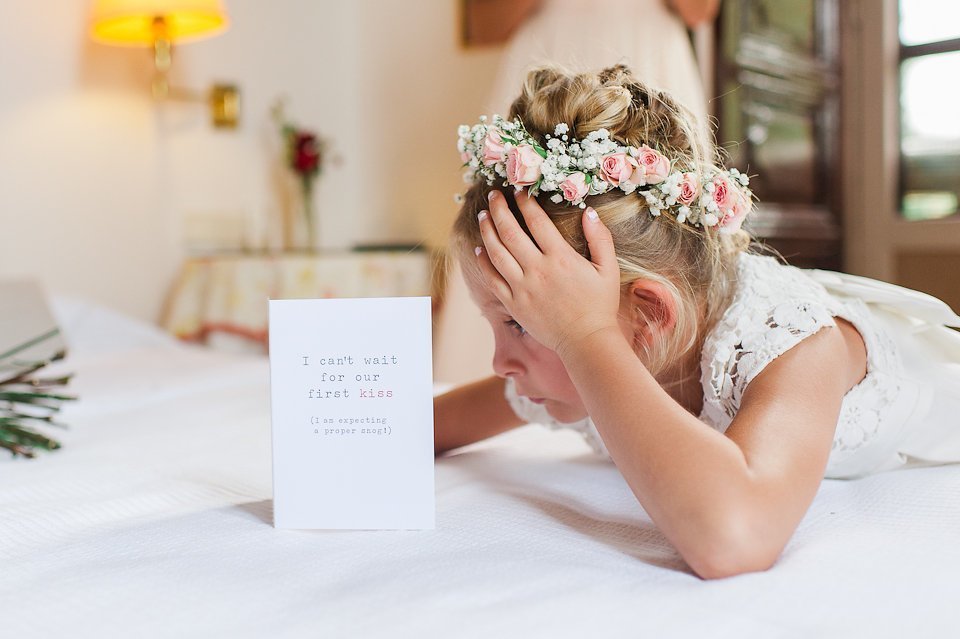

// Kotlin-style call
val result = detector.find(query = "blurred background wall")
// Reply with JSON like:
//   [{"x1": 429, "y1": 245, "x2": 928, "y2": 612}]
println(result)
[
  {"x1": 2, "y1": 0, "x2": 958, "y2": 332},
  {"x1": 0, "y1": 0, "x2": 503, "y2": 321}
]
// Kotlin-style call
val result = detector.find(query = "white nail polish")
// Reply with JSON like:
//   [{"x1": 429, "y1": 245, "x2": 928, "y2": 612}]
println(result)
[
  {"x1": 586, "y1": 207, "x2": 599, "y2": 221},
  {"x1": 478, "y1": 210, "x2": 488, "y2": 222}
]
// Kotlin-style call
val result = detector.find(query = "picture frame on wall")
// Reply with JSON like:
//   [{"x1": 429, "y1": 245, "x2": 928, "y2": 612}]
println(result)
[{"x1": 460, "y1": 0, "x2": 542, "y2": 47}]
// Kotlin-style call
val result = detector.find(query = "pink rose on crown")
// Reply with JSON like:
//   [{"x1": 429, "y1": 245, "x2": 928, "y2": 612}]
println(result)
[
  {"x1": 711, "y1": 175, "x2": 752, "y2": 234},
  {"x1": 481, "y1": 128, "x2": 506, "y2": 167},
  {"x1": 506, "y1": 144, "x2": 544, "y2": 187},
  {"x1": 600, "y1": 152, "x2": 638, "y2": 186},
  {"x1": 718, "y1": 185, "x2": 752, "y2": 234},
  {"x1": 630, "y1": 144, "x2": 671, "y2": 185},
  {"x1": 559, "y1": 172, "x2": 589, "y2": 202},
  {"x1": 678, "y1": 172, "x2": 700, "y2": 205},
  {"x1": 711, "y1": 175, "x2": 735, "y2": 211}
]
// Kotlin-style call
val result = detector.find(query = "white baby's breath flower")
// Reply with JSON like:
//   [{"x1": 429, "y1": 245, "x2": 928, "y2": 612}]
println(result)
[
  {"x1": 702, "y1": 212, "x2": 719, "y2": 226},
  {"x1": 599, "y1": 139, "x2": 618, "y2": 154},
  {"x1": 550, "y1": 193, "x2": 563, "y2": 203},
  {"x1": 554, "y1": 123, "x2": 569, "y2": 136},
  {"x1": 454, "y1": 193, "x2": 464, "y2": 204}
]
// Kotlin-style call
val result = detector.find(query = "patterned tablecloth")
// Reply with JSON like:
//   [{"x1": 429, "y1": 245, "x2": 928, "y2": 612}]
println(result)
[{"x1": 161, "y1": 252, "x2": 433, "y2": 347}]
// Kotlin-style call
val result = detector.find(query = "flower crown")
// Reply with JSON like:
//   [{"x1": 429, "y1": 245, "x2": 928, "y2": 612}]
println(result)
[{"x1": 457, "y1": 115, "x2": 754, "y2": 233}]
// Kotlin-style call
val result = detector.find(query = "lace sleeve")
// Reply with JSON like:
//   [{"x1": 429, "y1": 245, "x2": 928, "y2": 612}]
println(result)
[{"x1": 700, "y1": 297, "x2": 837, "y2": 427}]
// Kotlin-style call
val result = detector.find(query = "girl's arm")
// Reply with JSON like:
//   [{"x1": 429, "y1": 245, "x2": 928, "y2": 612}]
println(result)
[
  {"x1": 667, "y1": 0, "x2": 721, "y2": 27},
  {"x1": 434, "y1": 375, "x2": 525, "y2": 456},
  {"x1": 559, "y1": 319, "x2": 863, "y2": 579},
  {"x1": 474, "y1": 190, "x2": 864, "y2": 578}
]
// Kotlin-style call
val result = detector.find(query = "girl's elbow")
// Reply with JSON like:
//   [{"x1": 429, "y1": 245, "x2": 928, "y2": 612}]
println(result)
[
  {"x1": 690, "y1": 547, "x2": 778, "y2": 580},
  {"x1": 684, "y1": 518, "x2": 784, "y2": 580}
]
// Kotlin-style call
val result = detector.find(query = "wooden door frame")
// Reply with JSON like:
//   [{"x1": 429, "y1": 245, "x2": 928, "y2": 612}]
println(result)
[{"x1": 841, "y1": 0, "x2": 960, "y2": 280}]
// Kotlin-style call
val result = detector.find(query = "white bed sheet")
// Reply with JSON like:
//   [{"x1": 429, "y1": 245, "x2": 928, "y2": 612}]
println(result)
[{"x1": 3, "y1": 297, "x2": 959, "y2": 638}]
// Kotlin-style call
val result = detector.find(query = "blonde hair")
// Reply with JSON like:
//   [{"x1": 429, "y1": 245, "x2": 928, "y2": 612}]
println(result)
[{"x1": 451, "y1": 65, "x2": 750, "y2": 381}]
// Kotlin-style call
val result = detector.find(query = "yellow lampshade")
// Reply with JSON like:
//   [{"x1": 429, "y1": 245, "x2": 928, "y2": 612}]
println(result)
[{"x1": 90, "y1": 0, "x2": 228, "y2": 46}]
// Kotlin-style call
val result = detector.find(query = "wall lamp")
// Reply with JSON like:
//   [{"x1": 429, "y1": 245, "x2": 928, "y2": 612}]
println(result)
[{"x1": 90, "y1": 0, "x2": 239, "y2": 129}]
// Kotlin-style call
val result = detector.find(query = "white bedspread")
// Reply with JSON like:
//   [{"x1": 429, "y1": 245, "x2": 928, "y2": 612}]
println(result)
[{"x1": 3, "y1": 298, "x2": 959, "y2": 638}]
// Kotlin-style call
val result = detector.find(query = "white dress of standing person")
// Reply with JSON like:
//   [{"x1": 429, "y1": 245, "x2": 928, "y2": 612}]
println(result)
[{"x1": 435, "y1": 0, "x2": 719, "y2": 384}]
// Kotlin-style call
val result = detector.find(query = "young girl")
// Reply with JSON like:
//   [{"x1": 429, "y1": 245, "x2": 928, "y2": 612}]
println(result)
[{"x1": 433, "y1": 65, "x2": 960, "y2": 579}]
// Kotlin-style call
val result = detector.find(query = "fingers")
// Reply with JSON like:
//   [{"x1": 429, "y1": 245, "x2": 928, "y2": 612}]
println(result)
[
  {"x1": 582, "y1": 207, "x2": 618, "y2": 276},
  {"x1": 473, "y1": 245, "x2": 513, "y2": 304},
  {"x1": 486, "y1": 190, "x2": 543, "y2": 268},
  {"x1": 514, "y1": 190, "x2": 568, "y2": 254},
  {"x1": 477, "y1": 208, "x2": 524, "y2": 284}
]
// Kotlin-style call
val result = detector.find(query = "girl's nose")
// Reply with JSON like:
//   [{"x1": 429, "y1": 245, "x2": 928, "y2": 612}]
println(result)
[{"x1": 492, "y1": 339, "x2": 524, "y2": 379}]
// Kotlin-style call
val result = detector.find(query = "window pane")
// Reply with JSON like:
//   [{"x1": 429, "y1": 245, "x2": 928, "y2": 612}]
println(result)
[
  {"x1": 900, "y1": 0, "x2": 960, "y2": 46},
  {"x1": 900, "y1": 50, "x2": 960, "y2": 220}
]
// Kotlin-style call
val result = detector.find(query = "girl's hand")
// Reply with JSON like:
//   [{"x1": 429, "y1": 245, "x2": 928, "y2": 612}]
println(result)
[{"x1": 475, "y1": 190, "x2": 622, "y2": 359}]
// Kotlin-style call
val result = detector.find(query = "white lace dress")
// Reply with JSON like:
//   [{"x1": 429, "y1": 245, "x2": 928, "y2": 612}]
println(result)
[{"x1": 505, "y1": 253, "x2": 960, "y2": 478}]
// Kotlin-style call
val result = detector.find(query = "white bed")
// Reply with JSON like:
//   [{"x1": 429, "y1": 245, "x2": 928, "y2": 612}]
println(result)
[{"x1": 4, "y1": 297, "x2": 960, "y2": 638}]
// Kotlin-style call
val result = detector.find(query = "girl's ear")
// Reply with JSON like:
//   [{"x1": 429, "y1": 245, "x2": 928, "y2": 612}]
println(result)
[{"x1": 622, "y1": 279, "x2": 678, "y2": 347}]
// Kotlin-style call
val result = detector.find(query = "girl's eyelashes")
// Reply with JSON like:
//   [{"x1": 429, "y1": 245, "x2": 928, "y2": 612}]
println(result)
[{"x1": 505, "y1": 319, "x2": 527, "y2": 336}]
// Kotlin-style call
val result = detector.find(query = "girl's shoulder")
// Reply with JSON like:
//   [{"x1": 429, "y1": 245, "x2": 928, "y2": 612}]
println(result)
[
  {"x1": 698, "y1": 253, "x2": 914, "y2": 477},
  {"x1": 701, "y1": 253, "x2": 845, "y2": 410}
]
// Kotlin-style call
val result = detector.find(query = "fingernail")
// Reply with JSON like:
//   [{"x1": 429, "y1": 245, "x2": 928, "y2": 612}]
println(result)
[
  {"x1": 488, "y1": 190, "x2": 498, "y2": 202},
  {"x1": 474, "y1": 246, "x2": 483, "y2": 256},
  {"x1": 477, "y1": 210, "x2": 488, "y2": 222},
  {"x1": 586, "y1": 207, "x2": 599, "y2": 221}
]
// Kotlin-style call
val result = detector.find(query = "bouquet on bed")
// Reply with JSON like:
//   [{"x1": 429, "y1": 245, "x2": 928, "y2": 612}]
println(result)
[
  {"x1": 0, "y1": 348, "x2": 74, "y2": 458},
  {"x1": 1, "y1": 282, "x2": 76, "y2": 458}
]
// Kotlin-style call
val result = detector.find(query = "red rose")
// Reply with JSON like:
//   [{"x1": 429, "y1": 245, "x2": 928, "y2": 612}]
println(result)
[{"x1": 292, "y1": 132, "x2": 321, "y2": 175}]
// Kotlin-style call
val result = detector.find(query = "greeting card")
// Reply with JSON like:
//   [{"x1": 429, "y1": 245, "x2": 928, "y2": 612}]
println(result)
[{"x1": 269, "y1": 297, "x2": 434, "y2": 530}]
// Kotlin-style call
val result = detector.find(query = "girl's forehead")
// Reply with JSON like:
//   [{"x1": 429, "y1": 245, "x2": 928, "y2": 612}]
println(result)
[{"x1": 462, "y1": 268, "x2": 506, "y2": 311}]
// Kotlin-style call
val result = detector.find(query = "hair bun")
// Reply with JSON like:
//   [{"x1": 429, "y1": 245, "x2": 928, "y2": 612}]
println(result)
[
  {"x1": 509, "y1": 64, "x2": 710, "y2": 171},
  {"x1": 597, "y1": 64, "x2": 633, "y2": 86}
]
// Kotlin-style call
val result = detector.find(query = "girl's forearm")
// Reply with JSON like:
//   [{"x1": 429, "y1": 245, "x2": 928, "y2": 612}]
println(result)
[
  {"x1": 558, "y1": 327, "x2": 778, "y2": 577},
  {"x1": 434, "y1": 376, "x2": 524, "y2": 456}
]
